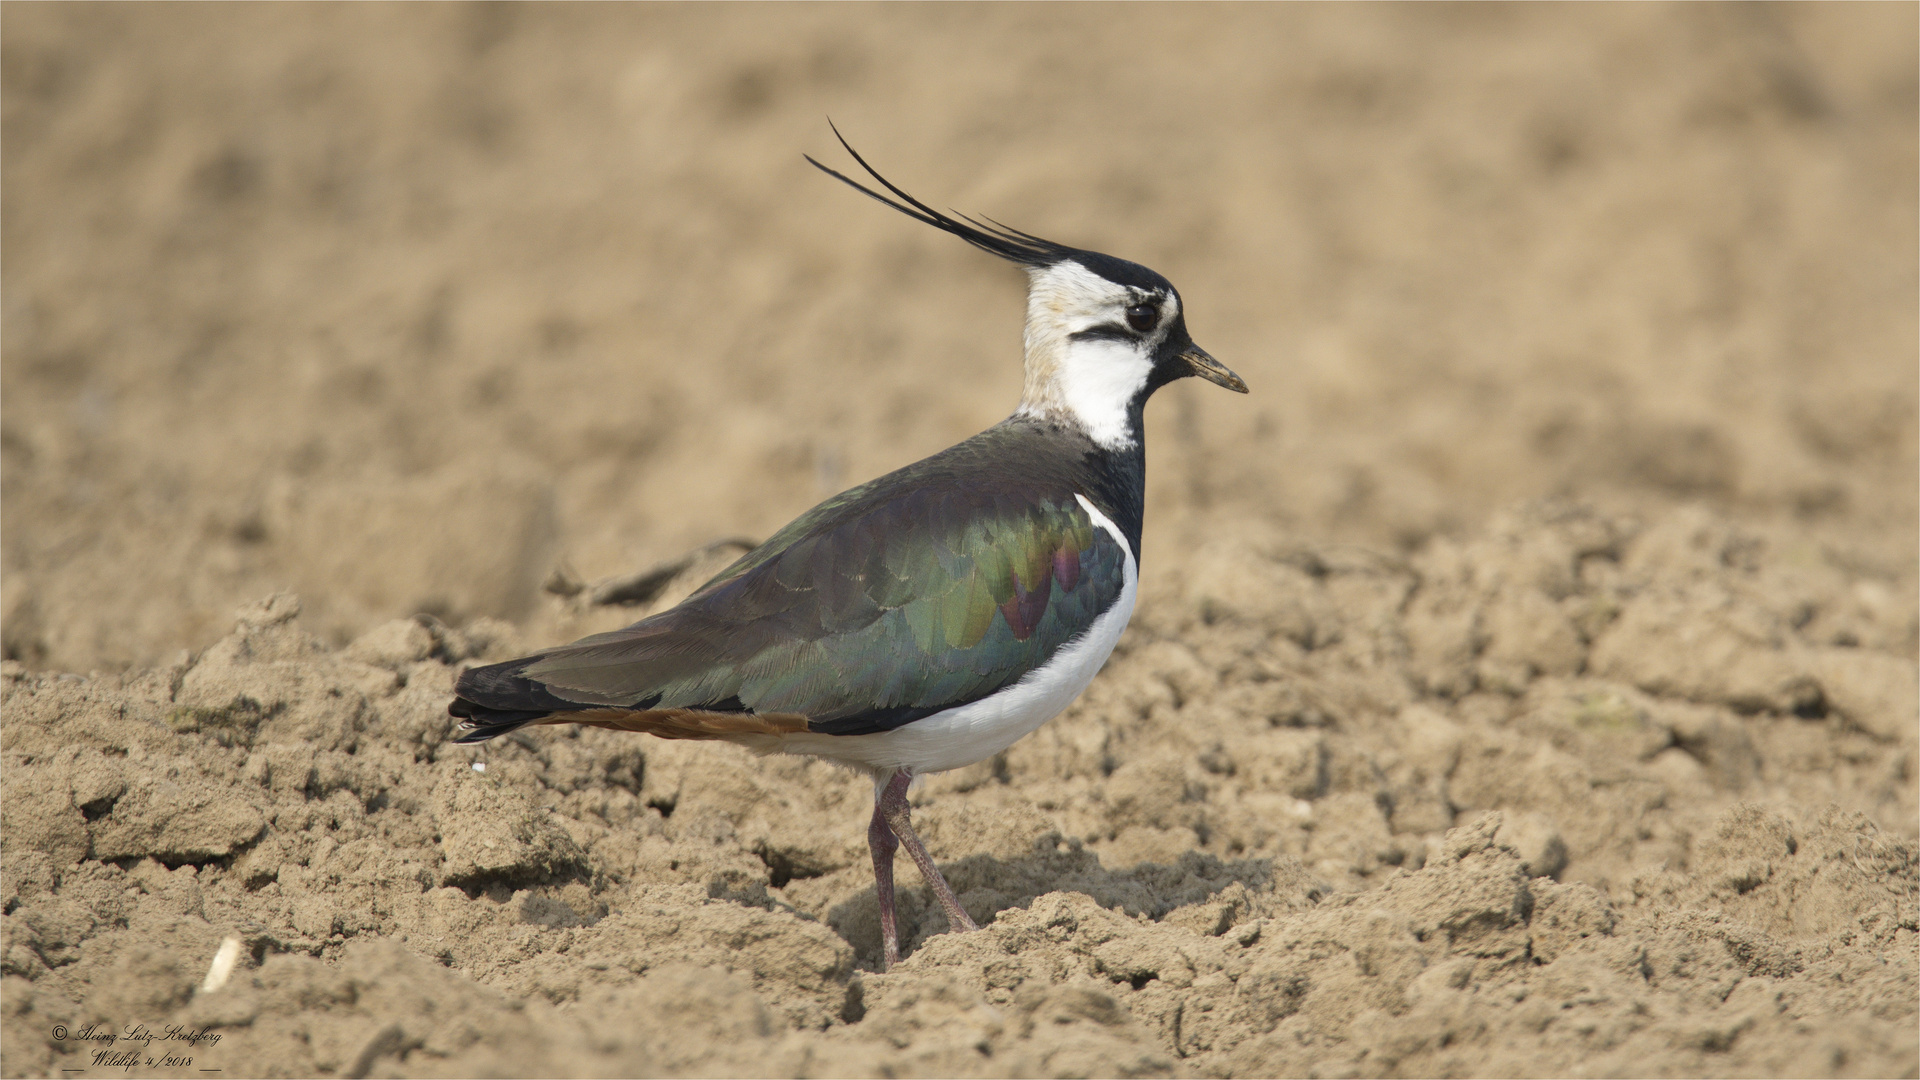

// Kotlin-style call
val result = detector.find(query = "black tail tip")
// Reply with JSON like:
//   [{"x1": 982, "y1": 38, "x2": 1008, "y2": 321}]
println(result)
[{"x1": 446, "y1": 697, "x2": 550, "y2": 744}]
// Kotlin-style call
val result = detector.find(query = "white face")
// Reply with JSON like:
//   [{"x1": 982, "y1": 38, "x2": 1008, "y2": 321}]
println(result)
[{"x1": 1015, "y1": 260, "x2": 1180, "y2": 450}]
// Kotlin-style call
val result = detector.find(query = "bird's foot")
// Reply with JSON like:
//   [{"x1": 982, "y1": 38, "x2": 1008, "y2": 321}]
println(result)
[
  {"x1": 869, "y1": 799, "x2": 902, "y2": 970},
  {"x1": 872, "y1": 769, "x2": 980, "y2": 971}
]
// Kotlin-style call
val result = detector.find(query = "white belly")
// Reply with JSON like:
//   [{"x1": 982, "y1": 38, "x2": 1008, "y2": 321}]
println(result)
[{"x1": 746, "y1": 494, "x2": 1138, "y2": 776}]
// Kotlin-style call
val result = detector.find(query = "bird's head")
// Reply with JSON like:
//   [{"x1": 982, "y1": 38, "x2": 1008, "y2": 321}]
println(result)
[{"x1": 808, "y1": 129, "x2": 1247, "y2": 451}]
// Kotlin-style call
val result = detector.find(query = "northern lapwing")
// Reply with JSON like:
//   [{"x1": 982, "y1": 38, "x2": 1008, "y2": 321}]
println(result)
[{"x1": 449, "y1": 130, "x2": 1248, "y2": 968}]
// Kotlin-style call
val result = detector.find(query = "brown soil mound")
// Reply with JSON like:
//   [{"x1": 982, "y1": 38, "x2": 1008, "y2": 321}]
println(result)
[
  {"x1": 5, "y1": 502, "x2": 1916, "y2": 1077},
  {"x1": 3, "y1": 5, "x2": 1915, "y2": 1078}
]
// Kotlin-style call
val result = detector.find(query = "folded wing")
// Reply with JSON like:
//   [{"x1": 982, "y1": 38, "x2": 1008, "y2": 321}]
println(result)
[{"x1": 450, "y1": 477, "x2": 1125, "y2": 742}]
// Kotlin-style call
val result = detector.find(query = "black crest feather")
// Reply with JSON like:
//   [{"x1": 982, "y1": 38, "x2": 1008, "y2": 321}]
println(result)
[{"x1": 806, "y1": 121, "x2": 1073, "y2": 269}]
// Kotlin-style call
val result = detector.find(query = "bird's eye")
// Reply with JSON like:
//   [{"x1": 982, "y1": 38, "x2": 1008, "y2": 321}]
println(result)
[{"x1": 1125, "y1": 302, "x2": 1159, "y2": 333}]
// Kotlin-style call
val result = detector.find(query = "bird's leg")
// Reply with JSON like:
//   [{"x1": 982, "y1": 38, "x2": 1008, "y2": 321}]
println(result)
[
  {"x1": 868, "y1": 792, "x2": 901, "y2": 970},
  {"x1": 878, "y1": 769, "x2": 980, "y2": 942}
]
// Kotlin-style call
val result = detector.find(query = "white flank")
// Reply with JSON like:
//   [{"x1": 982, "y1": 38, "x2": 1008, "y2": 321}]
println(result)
[
  {"x1": 759, "y1": 494, "x2": 1138, "y2": 776},
  {"x1": 1014, "y1": 261, "x2": 1177, "y2": 451}
]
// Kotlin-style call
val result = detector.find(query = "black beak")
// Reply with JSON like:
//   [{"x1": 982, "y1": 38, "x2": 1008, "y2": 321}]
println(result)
[{"x1": 1180, "y1": 346, "x2": 1248, "y2": 393}]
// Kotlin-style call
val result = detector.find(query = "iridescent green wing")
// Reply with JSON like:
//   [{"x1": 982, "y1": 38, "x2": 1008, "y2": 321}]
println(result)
[{"x1": 519, "y1": 477, "x2": 1127, "y2": 734}]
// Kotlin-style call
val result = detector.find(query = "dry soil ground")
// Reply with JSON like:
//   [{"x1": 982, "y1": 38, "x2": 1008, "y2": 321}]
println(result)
[{"x1": 2, "y1": 4, "x2": 1916, "y2": 1078}]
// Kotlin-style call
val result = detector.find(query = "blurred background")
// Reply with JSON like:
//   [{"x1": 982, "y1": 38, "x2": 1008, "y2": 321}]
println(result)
[{"x1": 4, "y1": 2, "x2": 1914, "y2": 673}]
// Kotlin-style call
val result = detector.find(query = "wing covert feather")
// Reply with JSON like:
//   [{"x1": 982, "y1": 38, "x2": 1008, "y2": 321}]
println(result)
[{"x1": 518, "y1": 479, "x2": 1126, "y2": 734}]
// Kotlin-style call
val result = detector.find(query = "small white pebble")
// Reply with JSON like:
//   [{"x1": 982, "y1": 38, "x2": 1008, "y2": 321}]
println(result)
[
  {"x1": 200, "y1": 937, "x2": 243, "y2": 993},
  {"x1": 471, "y1": 762, "x2": 487, "y2": 773}
]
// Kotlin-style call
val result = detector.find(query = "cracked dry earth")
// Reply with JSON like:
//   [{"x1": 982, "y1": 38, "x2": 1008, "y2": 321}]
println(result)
[
  {"x1": 3, "y1": 4, "x2": 1918, "y2": 1078},
  {"x1": 3, "y1": 503, "x2": 1916, "y2": 1077}
]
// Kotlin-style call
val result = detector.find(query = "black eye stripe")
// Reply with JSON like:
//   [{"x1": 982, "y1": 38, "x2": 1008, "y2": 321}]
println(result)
[{"x1": 1069, "y1": 324, "x2": 1138, "y2": 343}]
